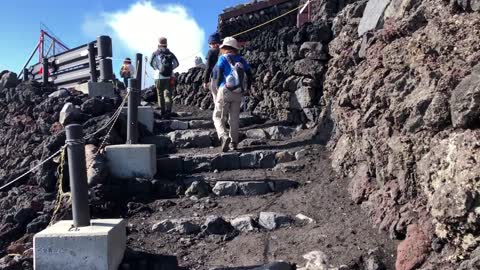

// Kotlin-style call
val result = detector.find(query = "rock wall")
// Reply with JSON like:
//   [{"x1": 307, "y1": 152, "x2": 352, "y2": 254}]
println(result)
[
  {"x1": 218, "y1": 0, "x2": 299, "y2": 42},
  {"x1": 174, "y1": 21, "x2": 332, "y2": 126},
  {"x1": 320, "y1": 0, "x2": 480, "y2": 268},
  {"x1": 164, "y1": 0, "x2": 480, "y2": 267}
]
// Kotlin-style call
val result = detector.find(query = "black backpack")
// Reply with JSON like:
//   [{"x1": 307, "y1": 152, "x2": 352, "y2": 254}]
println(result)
[{"x1": 159, "y1": 52, "x2": 174, "y2": 77}]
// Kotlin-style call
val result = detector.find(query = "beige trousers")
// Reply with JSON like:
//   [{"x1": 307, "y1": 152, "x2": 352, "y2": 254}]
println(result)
[
  {"x1": 213, "y1": 87, "x2": 242, "y2": 144},
  {"x1": 210, "y1": 82, "x2": 219, "y2": 102}
]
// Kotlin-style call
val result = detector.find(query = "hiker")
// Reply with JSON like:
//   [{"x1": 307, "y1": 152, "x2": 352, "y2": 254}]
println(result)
[
  {"x1": 203, "y1": 33, "x2": 221, "y2": 101},
  {"x1": 119, "y1": 58, "x2": 136, "y2": 88},
  {"x1": 212, "y1": 37, "x2": 253, "y2": 152},
  {"x1": 150, "y1": 37, "x2": 179, "y2": 117}
]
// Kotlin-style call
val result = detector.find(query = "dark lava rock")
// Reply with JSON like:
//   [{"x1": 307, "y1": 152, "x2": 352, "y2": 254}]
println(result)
[{"x1": 202, "y1": 215, "x2": 233, "y2": 235}]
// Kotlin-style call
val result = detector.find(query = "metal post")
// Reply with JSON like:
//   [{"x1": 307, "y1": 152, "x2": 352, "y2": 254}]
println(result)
[
  {"x1": 42, "y1": 57, "x2": 49, "y2": 86},
  {"x1": 88, "y1": 42, "x2": 97, "y2": 82},
  {"x1": 127, "y1": 78, "x2": 139, "y2": 144},
  {"x1": 135, "y1": 53, "x2": 143, "y2": 107},
  {"x1": 97, "y1": 36, "x2": 113, "y2": 82},
  {"x1": 65, "y1": 124, "x2": 91, "y2": 227},
  {"x1": 135, "y1": 53, "x2": 143, "y2": 90},
  {"x1": 23, "y1": 68, "x2": 29, "y2": 82}
]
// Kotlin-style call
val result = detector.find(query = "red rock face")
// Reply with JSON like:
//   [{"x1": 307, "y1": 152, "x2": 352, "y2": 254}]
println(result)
[{"x1": 396, "y1": 224, "x2": 432, "y2": 270}]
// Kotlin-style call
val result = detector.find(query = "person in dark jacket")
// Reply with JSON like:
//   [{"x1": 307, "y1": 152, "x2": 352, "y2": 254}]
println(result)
[
  {"x1": 203, "y1": 33, "x2": 221, "y2": 101},
  {"x1": 149, "y1": 37, "x2": 179, "y2": 116}
]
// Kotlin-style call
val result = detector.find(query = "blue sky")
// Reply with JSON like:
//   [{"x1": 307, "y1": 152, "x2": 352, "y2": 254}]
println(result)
[{"x1": 0, "y1": 0, "x2": 247, "y2": 79}]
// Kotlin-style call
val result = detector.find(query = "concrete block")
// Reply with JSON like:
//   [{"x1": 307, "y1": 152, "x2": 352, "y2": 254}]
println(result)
[
  {"x1": 75, "y1": 81, "x2": 115, "y2": 97},
  {"x1": 121, "y1": 106, "x2": 154, "y2": 132},
  {"x1": 105, "y1": 144, "x2": 156, "y2": 179},
  {"x1": 34, "y1": 219, "x2": 126, "y2": 270}
]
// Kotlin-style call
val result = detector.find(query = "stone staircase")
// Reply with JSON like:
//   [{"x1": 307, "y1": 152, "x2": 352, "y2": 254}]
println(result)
[{"x1": 118, "y1": 108, "x2": 397, "y2": 270}]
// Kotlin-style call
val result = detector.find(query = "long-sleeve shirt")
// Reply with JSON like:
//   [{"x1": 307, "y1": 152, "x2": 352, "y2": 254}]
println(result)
[
  {"x1": 150, "y1": 48, "x2": 179, "y2": 80},
  {"x1": 203, "y1": 47, "x2": 220, "y2": 84},
  {"x1": 215, "y1": 53, "x2": 253, "y2": 89}
]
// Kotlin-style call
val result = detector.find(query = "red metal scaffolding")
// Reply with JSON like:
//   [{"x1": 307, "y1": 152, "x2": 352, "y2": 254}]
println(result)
[{"x1": 19, "y1": 28, "x2": 69, "y2": 79}]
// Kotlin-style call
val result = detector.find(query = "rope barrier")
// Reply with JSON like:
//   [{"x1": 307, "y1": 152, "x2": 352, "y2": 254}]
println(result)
[
  {"x1": 87, "y1": 89, "x2": 131, "y2": 170},
  {"x1": 0, "y1": 146, "x2": 66, "y2": 192},
  {"x1": 232, "y1": 4, "x2": 304, "y2": 38},
  {"x1": 49, "y1": 147, "x2": 70, "y2": 226},
  {"x1": 0, "y1": 90, "x2": 132, "y2": 192},
  {"x1": 173, "y1": 1, "x2": 309, "y2": 64}
]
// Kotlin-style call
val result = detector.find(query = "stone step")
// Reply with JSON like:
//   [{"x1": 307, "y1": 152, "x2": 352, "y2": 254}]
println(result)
[
  {"x1": 157, "y1": 150, "x2": 281, "y2": 175},
  {"x1": 153, "y1": 113, "x2": 264, "y2": 133},
  {"x1": 150, "y1": 211, "x2": 305, "y2": 235},
  {"x1": 182, "y1": 176, "x2": 299, "y2": 197},
  {"x1": 146, "y1": 125, "x2": 302, "y2": 153},
  {"x1": 153, "y1": 119, "x2": 214, "y2": 133}
]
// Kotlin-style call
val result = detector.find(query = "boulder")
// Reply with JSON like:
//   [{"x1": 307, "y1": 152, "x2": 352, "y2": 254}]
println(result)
[
  {"x1": 0, "y1": 71, "x2": 18, "y2": 91},
  {"x1": 48, "y1": 89, "x2": 70, "y2": 98},
  {"x1": 212, "y1": 181, "x2": 239, "y2": 196},
  {"x1": 384, "y1": 0, "x2": 413, "y2": 20},
  {"x1": 290, "y1": 87, "x2": 315, "y2": 109},
  {"x1": 266, "y1": 126, "x2": 297, "y2": 140},
  {"x1": 185, "y1": 180, "x2": 210, "y2": 198},
  {"x1": 258, "y1": 212, "x2": 293, "y2": 231},
  {"x1": 81, "y1": 97, "x2": 105, "y2": 116},
  {"x1": 151, "y1": 219, "x2": 200, "y2": 235},
  {"x1": 275, "y1": 151, "x2": 295, "y2": 163},
  {"x1": 59, "y1": 102, "x2": 82, "y2": 126},
  {"x1": 237, "y1": 181, "x2": 271, "y2": 196},
  {"x1": 395, "y1": 224, "x2": 431, "y2": 270},
  {"x1": 293, "y1": 59, "x2": 326, "y2": 79},
  {"x1": 26, "y1": 214, "x2": 50, "y2": 234},
  {"x1": 295, "y1": 149, "x2": 308, "y2": 160},
  {"x1": 450, "y1": 65, "x2": 480, "y2": 129},
  {"x1": 299, "y1": 42, "x2": 328, "y2": 61},
  {"x1": 202, "y1": 215, "x2": 233, "y2": 235},
  {"x1": 274, "y1": 163, "x2": 305, "y2": 173},
  {"x1": 169, "y1": 130, "x2": 213, "y2": 148},
  {"x1": 358, "y1": 0, "x2": 391, "y2": 36},
  {"x1": 230, "y1": 215, "x2": 257, "y2": 232},
  {"x1": 246, "y1": 129, "x2": 269, "y2": 140}
]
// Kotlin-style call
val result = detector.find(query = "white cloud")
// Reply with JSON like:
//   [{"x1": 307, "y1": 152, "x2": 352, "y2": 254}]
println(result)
[{"x1": 83, "y1": 1, "x2": 205, "y2": 83}]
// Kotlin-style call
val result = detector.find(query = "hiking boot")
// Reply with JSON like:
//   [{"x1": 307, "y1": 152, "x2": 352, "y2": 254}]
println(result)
[{"x1": 221, "y1": 136, "x2": 231, "y2": 152}]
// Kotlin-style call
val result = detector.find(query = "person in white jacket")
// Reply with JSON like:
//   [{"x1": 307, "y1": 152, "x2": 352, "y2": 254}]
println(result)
[
  {"x1": 119, "y1": 58, "x2": 136, "y2": 88},
  {"x1": 149, "y1": 37, "x2": 179, "y2": 116}
]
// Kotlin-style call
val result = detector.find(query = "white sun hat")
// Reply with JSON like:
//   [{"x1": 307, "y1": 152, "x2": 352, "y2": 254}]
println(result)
[{"x1": 220, "y1": 36, "x2": 240, "y2": 50}]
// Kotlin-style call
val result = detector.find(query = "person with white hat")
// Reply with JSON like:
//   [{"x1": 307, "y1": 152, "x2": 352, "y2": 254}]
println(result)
[{"x1": 212, "y1": 36, "x2": 253, "y2": 152}]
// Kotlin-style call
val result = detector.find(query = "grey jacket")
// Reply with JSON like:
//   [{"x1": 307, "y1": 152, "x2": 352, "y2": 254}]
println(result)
[{"x1": 150, "y1": 48, "x2": 179, "y2": 80}]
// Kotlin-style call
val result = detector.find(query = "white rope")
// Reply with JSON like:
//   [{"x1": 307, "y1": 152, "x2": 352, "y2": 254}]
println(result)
[
  {"x1": 0, "y1": 90, "x2": 132, "y2": 191},
  {"x1": 0, "y1": 146, "x2": 66, "y2": 191}
]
